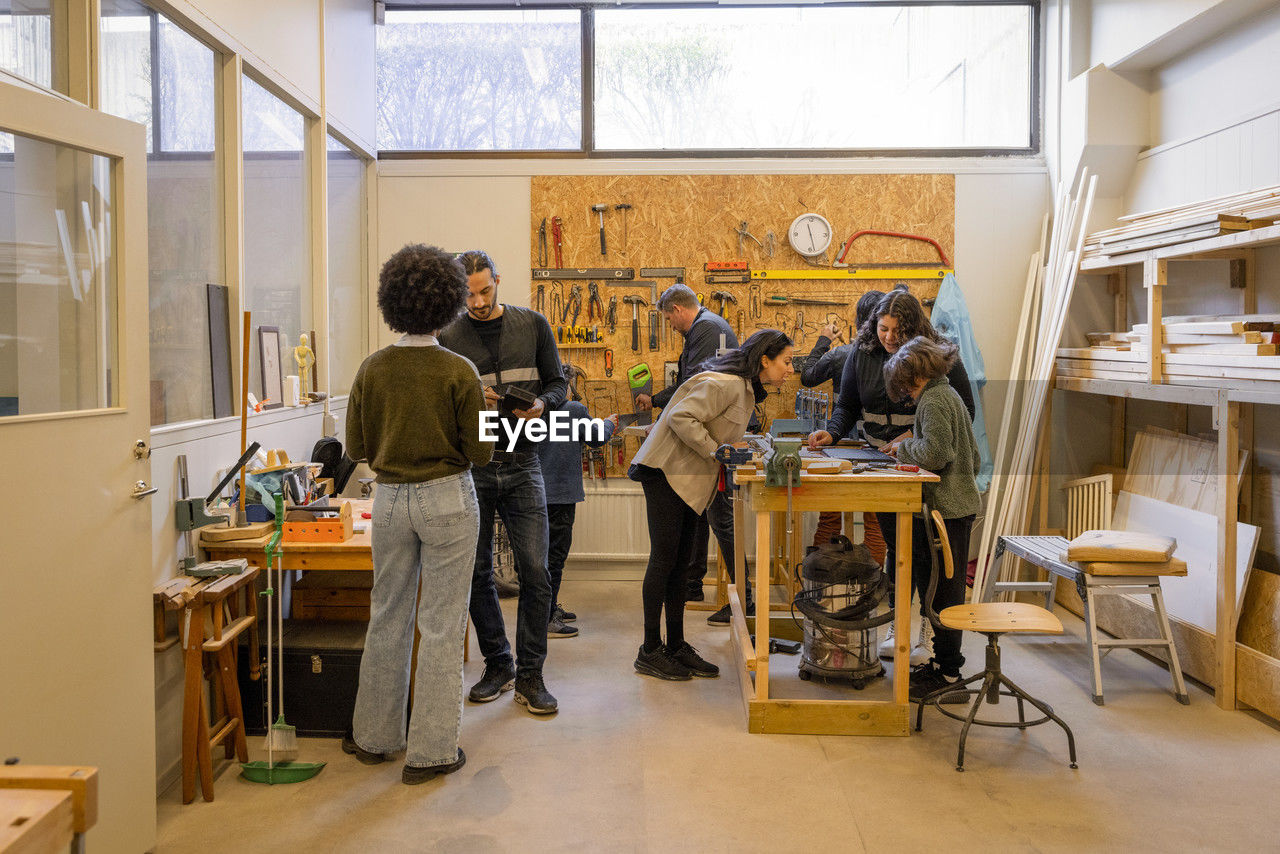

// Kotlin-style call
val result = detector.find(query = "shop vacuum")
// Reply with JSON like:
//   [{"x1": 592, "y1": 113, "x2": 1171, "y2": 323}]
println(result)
[{"x1": 793, "y1": 536, "x2": 891, "y2": 688}]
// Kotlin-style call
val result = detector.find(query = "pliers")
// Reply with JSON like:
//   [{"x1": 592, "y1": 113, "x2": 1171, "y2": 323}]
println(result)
[
  {"x1": 563, "y1": 283, "x2": 583, "y2": 326},
  {"x1": 587, "y1": 281, "x2": 604, "y2": 322}
]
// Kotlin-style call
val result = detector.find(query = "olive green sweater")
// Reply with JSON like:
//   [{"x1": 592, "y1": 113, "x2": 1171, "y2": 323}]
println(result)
[
  {"x1": 895, "y1": 376, "x2": 980, "y2": 519},
  {"x1": 346, "y1": 343, "x2": 493, "y2": 483}
]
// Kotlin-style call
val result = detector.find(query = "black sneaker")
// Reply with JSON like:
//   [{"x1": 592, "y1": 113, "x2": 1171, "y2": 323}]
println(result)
[
  {"x1": 341, "y1": 729, "x2": 390, "y2": 765},
  {"x1": 514, "y1": 674, "x2": 559, "y2": 714},
  {"x1": 634, "y1": 644, "x2": 693, "y2": 681},
  {"x1": 467, "y1": 663, "x2": 516, "y2": 703},
  {"x1": 553, "y1": 603, "x2": 577, "y2": 623},
  {"x1": 685, "y1": 586, "x2": 705, "y2": 602},
  {"x1": 909, "y1": 661, "x2": 968, "y2": 705},
  {"x1": 707, "y1": 601, "x2": 754, "y2": 625},
  {"x1": 668, "y1": 641, "x2": 719, "y2": 678},
  {"x1": 402, "y1": 748, "x2": 466, "y2": 785},
  {"x1": 548, "y1": 617, "x2": 579, "y2": 638}
]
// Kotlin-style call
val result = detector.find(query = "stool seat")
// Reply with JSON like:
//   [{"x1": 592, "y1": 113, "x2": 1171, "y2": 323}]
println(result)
[{"x1": 941, "y1": 602, "x2": 1064, "y2": 634}]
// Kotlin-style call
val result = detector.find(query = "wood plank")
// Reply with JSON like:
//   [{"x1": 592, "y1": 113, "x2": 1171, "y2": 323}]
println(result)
[
  {"x1": 1236, "y1": 644, "x2": 1280, "y2": 723},
  {"x1": 0, "y1": 790, "x2": 73, "y2": 854},
  {"x1": 1124, "y1": 427, "x2": 1246, "y2": 514},
  {"x1": 0, "y1": 766, "x2": 97, "y2": 834},
  {"x1": 1066, "y1": 530, "x2": 1175, "y2": 563},
  {"x1": 748, "y1": 698, "x2": 909, "y2": 736},
  {"x1": 1217, "y1": 400, "x2": 1240, "y2": 710},
  {"x1": 1123, "y1": 331, "x2": 1264, "y2": 345}
]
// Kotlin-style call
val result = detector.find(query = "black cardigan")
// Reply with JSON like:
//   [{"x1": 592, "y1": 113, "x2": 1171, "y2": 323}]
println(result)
[{"x1": 825, "y1": 345, "x2": 975, "y2": 445}]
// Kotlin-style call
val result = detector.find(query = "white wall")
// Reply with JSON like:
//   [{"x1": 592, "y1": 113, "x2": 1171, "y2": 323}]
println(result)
[
  {"x1": 191, "y1": 0, "x2": 322, "y2": 104},
  {"x1": 324, "y1": 0, "x2": 377, "y2": 150},
  {"x1": 1126, "y1": 3, "x2": 1280, "y2": 213}
]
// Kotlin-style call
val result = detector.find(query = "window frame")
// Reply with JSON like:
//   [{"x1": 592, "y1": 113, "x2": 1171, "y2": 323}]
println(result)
[{"x1": 377, "y1": 0, "x2": 1041, "y2": 159}]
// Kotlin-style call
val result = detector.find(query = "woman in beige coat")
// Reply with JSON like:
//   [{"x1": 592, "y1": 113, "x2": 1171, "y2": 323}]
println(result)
[{"x1": 628, "y1": 330, "x2": 794, "y2": 681}]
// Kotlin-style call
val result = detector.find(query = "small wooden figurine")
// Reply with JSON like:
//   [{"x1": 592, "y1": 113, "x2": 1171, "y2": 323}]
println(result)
[{"x1": 294, "y1": 333, "x2": 315, "y2": 400}]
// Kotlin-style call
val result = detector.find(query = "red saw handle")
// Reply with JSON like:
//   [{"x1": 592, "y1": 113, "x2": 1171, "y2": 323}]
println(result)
[{"x1": 835, "y1": 230, "x2": 951, "y2": 267}]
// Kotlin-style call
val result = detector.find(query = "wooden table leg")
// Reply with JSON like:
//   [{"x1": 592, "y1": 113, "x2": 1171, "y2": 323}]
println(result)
[
  {"x1": 893, "y1": 512, "x2": 912, "y2": 706},
  {"x1": 755, "y1": 510, "x2": 772, "y2": 700},
  {"x1": 180, "y1": 607, "x2": 203, "y2": 805}
]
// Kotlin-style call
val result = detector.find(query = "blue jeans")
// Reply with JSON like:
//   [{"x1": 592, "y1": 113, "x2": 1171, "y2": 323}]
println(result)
[
  {"x1": 546, "y1": 503, "x2": 576, "y2": 610},
  {"x1": 353, "y1": 473, "x2": 479, "y2": 767},
  {"x1": 471, "y1": 453, "x2": 552, "y2": 679}
]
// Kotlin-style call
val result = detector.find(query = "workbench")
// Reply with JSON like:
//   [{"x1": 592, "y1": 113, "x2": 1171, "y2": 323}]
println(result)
[
  {"x1": 729, "y1": 465, "x2": 938, "y2": 736},
  {"x1": 199, "y1": 503, "x2": 372, "y2": 573}
]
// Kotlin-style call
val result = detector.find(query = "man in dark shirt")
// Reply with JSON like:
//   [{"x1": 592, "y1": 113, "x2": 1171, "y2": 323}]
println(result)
[
  {"x1": 635, "y1": 284, "x2": 749, "y2": 624},
  {"x1": 438, "y1": 250, "x2": 567, "y2": 716}
]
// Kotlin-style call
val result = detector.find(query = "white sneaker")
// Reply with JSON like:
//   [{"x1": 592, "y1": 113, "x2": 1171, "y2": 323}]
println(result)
[
  {"x1": 910, "y1": 620, "x2": 934, "y2": 666},
  {"x1": 878, "y1": 621, "x2": 897, "y2": 659}
]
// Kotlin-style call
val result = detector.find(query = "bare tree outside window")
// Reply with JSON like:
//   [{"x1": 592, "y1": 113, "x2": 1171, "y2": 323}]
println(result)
[{"x1": 377, "y1": 10, "x2": 581, "y2": 152}]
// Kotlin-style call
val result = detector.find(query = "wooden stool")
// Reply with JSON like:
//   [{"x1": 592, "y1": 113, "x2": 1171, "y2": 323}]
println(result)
[{"x1": 155, "y1": 569, "x2": 259, "y2": 803}]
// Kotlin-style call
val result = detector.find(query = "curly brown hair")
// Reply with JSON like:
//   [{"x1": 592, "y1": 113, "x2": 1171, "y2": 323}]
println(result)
[
  {"x1": 376, "y1": 244, "x2": 468, "y2": 335},
  {"x1": 856, "y1": 288, "x2": 945, "y2": 354},
  {"x1": 884, "y1": 336, "x2": 958, "y2": 403}
]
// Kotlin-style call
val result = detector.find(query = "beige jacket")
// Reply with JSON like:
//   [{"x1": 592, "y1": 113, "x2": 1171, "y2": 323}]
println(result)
[{"x1": 631, "y1": 371, "x2": 755, "y2": 513}]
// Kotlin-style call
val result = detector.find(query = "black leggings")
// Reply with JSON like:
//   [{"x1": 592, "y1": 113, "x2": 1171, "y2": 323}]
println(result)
[{"x1": 640, "y1": 470, "x2": 700, "y2": 649}]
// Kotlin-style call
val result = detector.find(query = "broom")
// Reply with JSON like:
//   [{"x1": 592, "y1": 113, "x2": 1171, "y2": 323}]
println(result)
[{"x1": 264, "y1": 491, "x2": 298, "y2": 761}]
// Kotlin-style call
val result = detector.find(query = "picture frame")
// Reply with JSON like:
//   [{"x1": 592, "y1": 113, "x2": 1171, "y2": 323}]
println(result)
[{"x1": 258, "y1": 325, "x2": 284, "y2": 409}]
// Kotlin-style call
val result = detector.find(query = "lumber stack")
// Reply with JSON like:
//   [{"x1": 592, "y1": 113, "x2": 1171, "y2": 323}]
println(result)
[
  {"x1": 1081, "y1": 185, "x2": 1280, "y2": 264},
  {"x1": 1056, "y1": 314, "x2": 1280, "y2": 390},
  {"x1": 973, "y1": 171, "x2": 1097, "y2": 598}
]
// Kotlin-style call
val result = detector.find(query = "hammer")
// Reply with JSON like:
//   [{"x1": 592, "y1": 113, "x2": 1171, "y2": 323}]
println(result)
[
  {"x1": 623, "y1": 295, "x2": 647, "y2": 352},
  {"x1": 591, "y1": 204, "x2": 608, "y2": 256},
  {"x1": 711, "y1": 290, "x2": 738, "y2": 317}
]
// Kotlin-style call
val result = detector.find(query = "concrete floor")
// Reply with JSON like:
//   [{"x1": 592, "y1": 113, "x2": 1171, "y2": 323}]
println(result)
[{"x1": 157, "y1": 579, "x2": 1280, "y2": 853}]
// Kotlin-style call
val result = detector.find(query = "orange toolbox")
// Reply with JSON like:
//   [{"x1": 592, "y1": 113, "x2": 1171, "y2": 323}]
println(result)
[{"x1": 283, "y1": 501, "x2": 354, "y2": 543}]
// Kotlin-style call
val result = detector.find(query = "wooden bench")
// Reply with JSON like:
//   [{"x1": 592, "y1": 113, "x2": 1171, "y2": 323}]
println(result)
[{"x1": 986, "y1": 535, "x2": 1190, "y2": 706}]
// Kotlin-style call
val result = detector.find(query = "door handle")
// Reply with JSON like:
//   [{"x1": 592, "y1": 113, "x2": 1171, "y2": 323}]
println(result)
[{"x1": 131, "y1": 480, "x2": 158, "y2": 499}]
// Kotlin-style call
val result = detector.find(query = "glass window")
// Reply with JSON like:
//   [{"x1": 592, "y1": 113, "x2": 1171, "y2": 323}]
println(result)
[
  {"x1": 326, "y1": 134, "x2": 365, "y2": 397},
  {"x1": 0, "y1": 1, "x2": 53, "y2": 92},
  {"x1": 100, "y1": 1, "x2": 222, "y2": 425},
  {"x1": 0, "y1": 132, "x2": 118, "y2": 417},
  {"x1": 593, "y1": 4, "x2": 1033, "y2": 152},
  {"x1": 377, "y1": 9, "x2": 581, "y2": 152},
  {"x1": 242, "y1": 73, "x2": 309, "y2": 405}
]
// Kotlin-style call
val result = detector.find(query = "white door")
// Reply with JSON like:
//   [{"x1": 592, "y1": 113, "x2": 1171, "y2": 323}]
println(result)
[{"x1": 0, "y1": 79, "x2": 155, "y2": 851}]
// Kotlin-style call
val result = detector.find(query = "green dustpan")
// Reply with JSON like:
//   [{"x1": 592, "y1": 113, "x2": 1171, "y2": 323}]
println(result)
[{"x1": 240, "y1": 760, "x2": 326, "y2": 784}]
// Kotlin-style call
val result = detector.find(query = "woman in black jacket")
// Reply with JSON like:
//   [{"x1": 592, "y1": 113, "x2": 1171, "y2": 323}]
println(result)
[{"x1": 806, "y1": 289, "x2": 975, "y2": 668}]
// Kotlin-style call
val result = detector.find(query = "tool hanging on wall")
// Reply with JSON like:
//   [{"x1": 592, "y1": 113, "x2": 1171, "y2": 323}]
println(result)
[
  {"x1": 749, "y1": 282, "x2": 762, "y2": 319},
  {"x1": 537, "y1": 218, "x2": 548, "y2": 267},
  {"x1": 736, "y1": 309, "x2": 745, "y2": 339},
  {"x1": 564, "y1": 283, "x2": 583, "y2": 327},
  {"x1": 533, "y1": 267, "x2": 634, "y2": 280},
  {"x1": 648, "y1": 308, "x2": 659, "y2": 351},
  {"x1": 623, "y1": 295, "x2": 646, "y2": 352},
  {"x1": 766, "y1": 294, "x2": 846, "y2": 306},
  {"x1": 591, "y1": 204, "x2": 609, "y2": 256},
  {"x1": 551, "y1": 216, "x2": 564, "y2": 267},
  {"x1": 535, "y1": 283, "x2": 545, "y2": 314},
  {"x1": 605, "y1": 294, "x2": 618, "y2": 334},
  {"x1": 765, "y1": 231, "x2": 776, "y2": 257},
  {"x1": 615, "y1": 203, "x2": 633, "y2": 253},
  {"x1": 604, "y1": 348, "x2": 614, "y2": 378},
  {"x1": 710, "y1": 290, "x2": 738, "y2": 317},
  {"x1": 549, "y1": 283, "x2": 564, "y2": 326},
  {"x1": 734, "y1": 221, "x2": 764, "y2": 256},
  {"x1": 587, "y1": 281, "x2": 604, "y2": 321}
]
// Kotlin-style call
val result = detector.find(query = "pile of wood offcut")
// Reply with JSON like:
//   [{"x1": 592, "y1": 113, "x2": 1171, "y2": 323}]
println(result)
[
  {"x1": 1081, "y1": 186, "x2": 1280, "y2": 264},
  {"x1": 1056, "y1": 315, "x2": 1280, "y2": 391}
]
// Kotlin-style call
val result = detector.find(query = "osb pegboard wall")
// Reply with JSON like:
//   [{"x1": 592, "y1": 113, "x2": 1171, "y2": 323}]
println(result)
[{"x1": 530, "y1": 173, "x2": 954, "y2": 446}]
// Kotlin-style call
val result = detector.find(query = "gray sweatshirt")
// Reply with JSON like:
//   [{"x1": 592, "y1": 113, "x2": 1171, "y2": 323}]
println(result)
[{"x1": 895, "y1": 375, "x2": 980, "y2": 519}]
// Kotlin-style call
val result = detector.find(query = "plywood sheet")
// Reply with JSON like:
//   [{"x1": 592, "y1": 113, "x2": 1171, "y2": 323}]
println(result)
[
  {"x1": 1123, "y1": 427, "x2": 1247, "y2": 515},
  {"x1": 530, "y1": 174, "x2": 955, "y2": 435},
  {"x1": 1112, "y1": 491, "x2": 1259, "y2": 633}
]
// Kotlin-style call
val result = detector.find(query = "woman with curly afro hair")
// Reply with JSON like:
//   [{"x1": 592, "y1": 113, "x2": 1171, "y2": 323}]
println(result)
[{"x1": 344, "y1": 243, "x2": 493, "y2": 785}]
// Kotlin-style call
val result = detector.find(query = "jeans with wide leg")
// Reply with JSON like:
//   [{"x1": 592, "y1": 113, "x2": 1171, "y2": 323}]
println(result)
[
  {"x1": 470, "y1": 454, "x2": 552, "y2": 679},
  {"x1": 353, "y1": 473, "x2": 478, "y2": 767}
]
